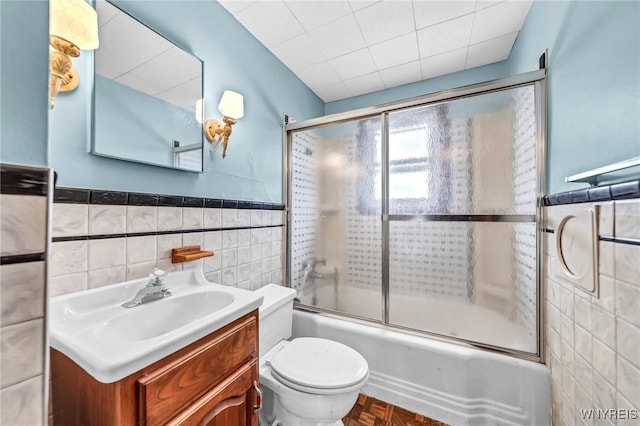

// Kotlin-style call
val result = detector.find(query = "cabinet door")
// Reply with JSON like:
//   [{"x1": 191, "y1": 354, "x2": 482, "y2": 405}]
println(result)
[{"x1": 169, "y1": 362, "x2": 259, "y2": 426}]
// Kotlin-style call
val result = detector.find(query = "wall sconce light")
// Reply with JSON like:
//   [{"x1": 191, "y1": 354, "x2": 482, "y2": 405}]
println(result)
[
  {"x1": 204, "y1": 91, "x2": 244, "y2": 159},
  {"x1": 49, "y1": 0, "x2": 99, "y2": 109}
]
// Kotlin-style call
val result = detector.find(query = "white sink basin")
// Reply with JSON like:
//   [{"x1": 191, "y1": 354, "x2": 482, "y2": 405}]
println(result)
[{"x1": 50, "y1": 269, "x2": 263, "y2": 383}]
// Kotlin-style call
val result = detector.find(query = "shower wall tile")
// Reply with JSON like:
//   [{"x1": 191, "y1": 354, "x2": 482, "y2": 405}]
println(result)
[
  {"x1": 0, "y1": 194, "x2": 47, "y2": 256},
  {"x1": 88, "y1": 238, "x2": 125, "y2": 270},
  {"x1": 126, "y1": 206, "x2": 156, "y2": 233},
  {"x1": 182, "y1": 232, "x2": 203, "y2": 248},
  {"x1": 157, "y1": 206, "x2": 182, "y2": 231},
  {"x1": 0, "y1": 375, "x2": 44, "y2": 426},
  {"x1": 616, "y1": 318, "x2": 640, "y2": 369},
  {"x1": 204, "y1": 208, "x2": 222, "y2": 228},
  {"x1": 51, "y1": 189, "x2": 285, "y2": 297},
  {"x1": 237, "y1": 210, "x2": 251, "y2": 227},
  {"x1": 182, "y1": 207, "x2": 203, "y2": 230},
  {"x1": 614, "y1": 243, "x2": 640, "y2": 287},
  {"x1": 599, "y1": 201, "x2": 614, "y2": 237},
  {"x1": 204, "y1": 231, "x2": 222, "y2": 251},
  {"x1": 0, "y1": 262, "x2": 45, "y2": 326},
  {"x1": 127, "y1": 261, "x2": 158, "y2": 280},
  {"x1": 614, "y1": 200, "x2": 640, "y2": 239},
  {"x1": 158, "y1": 234, "x2": 183, "y2": 260},
  {"x1": 222, "y1": 209, "x2": 237, "y2": 228},
  {"x1": 0, "y1": 318, "x2": 44, "y2": 388},
  {"x1": 89, "y1": 205, "x2": 126, "y2": 235},
  {"x1": 544, "y1": 198, "x2": 640, "y2": 423},
  {"x1": 88, "y1": 267, "x2": 126, "y2": 289},
  {"x1": 51, "y1": 240, "x2": 87, "y2": 277},
  {"x1": 49, "y1": 272, "x2": 87, "y2": 297},
  {"x1": 0, "y1": 163, "x2": 53, "y2": 426},
  {"x1": 51, "y1": 203, "x2": 87, "y2": 237}
]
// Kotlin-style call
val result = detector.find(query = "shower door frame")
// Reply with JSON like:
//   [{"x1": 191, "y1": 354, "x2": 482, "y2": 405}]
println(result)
[{"x1": 284, "y1": 69, "x2": 548, "y2": 363}]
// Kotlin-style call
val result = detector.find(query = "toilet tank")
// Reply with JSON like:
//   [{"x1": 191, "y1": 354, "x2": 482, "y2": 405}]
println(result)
[{"x1": 255, "y1": 284, "x2": 297, "y2": 357}]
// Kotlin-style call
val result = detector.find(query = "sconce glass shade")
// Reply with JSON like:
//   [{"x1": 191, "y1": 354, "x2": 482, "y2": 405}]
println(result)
[
  {"x1": 218, "y1": 90, "x2": 244, "y2": 120},
  {"x1": 50, "y1": 0, "x2": 99, "y2": 50}
]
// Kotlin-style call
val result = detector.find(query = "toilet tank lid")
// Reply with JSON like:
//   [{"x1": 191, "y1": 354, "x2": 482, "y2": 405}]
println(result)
[{"x1": 255, "y1": 284, "x2": 296, "y2": 317}]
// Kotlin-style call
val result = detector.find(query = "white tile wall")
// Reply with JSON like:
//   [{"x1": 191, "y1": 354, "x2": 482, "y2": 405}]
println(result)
[
  {"x1": 0, "y1": 167, "x2": 50, "y2": 426},
  {"x1": 544, "y1": 200, "x2": 640, "y2": 424},
  {"x1": 51, "y1": 203, "x2": 285, "y2": 296}
]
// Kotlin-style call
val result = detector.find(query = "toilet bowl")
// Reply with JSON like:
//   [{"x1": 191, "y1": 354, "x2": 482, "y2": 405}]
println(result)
[{"x1": 255, "y1": 285, "x2": 369, "y2": 426}]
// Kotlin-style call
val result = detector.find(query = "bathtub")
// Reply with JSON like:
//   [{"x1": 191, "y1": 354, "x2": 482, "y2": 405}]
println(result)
[
  {"x1": 303, "y1": 284, "x2": 538, "y2": 353},
  {"x1": 292, "y1": 309, "x2": 551, "y2": 426}
]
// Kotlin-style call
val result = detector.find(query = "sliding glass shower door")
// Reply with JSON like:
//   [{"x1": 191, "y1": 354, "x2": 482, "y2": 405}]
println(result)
[
  {"x1": 288, "y1": 117, "x2": 383, "y2": 321},
  {"x1": 287, "y1": 72, "x2": 545, "y2": 357},
  {"x1": 385, "y1": 86, "x2": 538, "y2": 353}
]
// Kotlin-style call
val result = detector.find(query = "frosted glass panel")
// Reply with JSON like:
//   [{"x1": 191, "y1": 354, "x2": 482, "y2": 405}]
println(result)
[
  {"x1": 388, "y1": 86, "x2": 537, "y2": 215},
  {"x1": 388, "y1": 221, "x2": 537, "y2": 353},
  {"x1": 289, "y1": 118, "x2": 382, "y2": 320}
]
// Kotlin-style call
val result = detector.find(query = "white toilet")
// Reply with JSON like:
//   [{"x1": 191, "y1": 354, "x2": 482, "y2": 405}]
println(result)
[{"x1": 256, "y1": 284, "x2": 369, "y2": 426}]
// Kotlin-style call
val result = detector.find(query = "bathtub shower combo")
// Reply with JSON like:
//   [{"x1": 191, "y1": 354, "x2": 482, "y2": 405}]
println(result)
[{"x1": 285, "y1": 71, "x2": 550, "y2": 425}]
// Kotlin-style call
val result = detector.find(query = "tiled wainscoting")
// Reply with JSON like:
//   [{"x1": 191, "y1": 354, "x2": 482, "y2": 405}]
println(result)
[
  {"x1": 543, "y1": 197, "x2": 639, "y2": 425},
  {"x1": 50, "y1": 188, "x2": 286, "y2": 297},
  {"x1": 0, "y1": 164, "x2": 51, "y2": 426}
]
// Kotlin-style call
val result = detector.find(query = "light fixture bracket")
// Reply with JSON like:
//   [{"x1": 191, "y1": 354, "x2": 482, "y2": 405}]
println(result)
[{"x1": 204, "y1": 116, "x2": 237, "y2": 159}]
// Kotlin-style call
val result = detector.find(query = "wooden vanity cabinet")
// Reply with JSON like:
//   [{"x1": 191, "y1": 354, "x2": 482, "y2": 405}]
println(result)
[{"x1": 51, "y1": 310, "x2": 260, "y2": 426}]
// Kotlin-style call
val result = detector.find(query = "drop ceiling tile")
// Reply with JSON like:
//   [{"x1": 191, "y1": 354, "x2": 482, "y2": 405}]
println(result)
[
  {"x1": 369, "y1": 33, "x2": 419, "y2": 70},
  {"x1": 218, "y1": 0, "x2": 255, "y2": 15},
  {"x1": 413, "y1": 1, "x2": 475, "y2": 30},
  {"x1": 295, "y1": 62, "x2": 341, "y2": 88},
  {"x1": 285, "y1": 1, "x2": 352, "y2": 31},
  {"x1": 470, "y1": 0, "x2": 532, "y2": 44},
  {"x1": 313, "y1": 81, "x2": 351, "y2": 102},
  {"x1": 354, "y1": 1, "x2": 415, "y2": 45},
  {"x1": 234, "y1": 1, "x2": 304, "y2": 47},
  {"x1": 348, "y1": 1, "x2": 380, "y2": 12},
  {"x1": 466, "y1": 32, "x2": 518, "y2": 69},
  {"x1": 476, "y1": 0, "x2": 505, "y2": 11},
  {"x1": 379, "y1": 61, "x2": 422, "y2": 88},
  {"x1": 417, "y1": 14, "x2": 473, "y2": 58},
  {"x1": 308, "y1": 14, "x2": 367, "y2": 59},
  {"x1": 271, "y1": 33, "x2": 324, "y2": 71},
  {"x1": 420, "y1": 47, "x2": 468, "y2": 80},
  {"x1": 343, "y1": 72, "x2": 384, "y2": 97},
  {"x1": 328, "y1": 48, "x2": 377, "y2": 81}
]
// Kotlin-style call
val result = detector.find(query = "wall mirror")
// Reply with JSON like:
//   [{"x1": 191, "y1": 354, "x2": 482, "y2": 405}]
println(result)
[{"x1": 91, "y1": 0, "x2": 204, "y2": 172}]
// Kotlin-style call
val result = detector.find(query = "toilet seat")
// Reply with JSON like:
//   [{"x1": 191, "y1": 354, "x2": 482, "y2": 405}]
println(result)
[{"x1": 269, "y1": 337, "x2": 369, "y2": 395}]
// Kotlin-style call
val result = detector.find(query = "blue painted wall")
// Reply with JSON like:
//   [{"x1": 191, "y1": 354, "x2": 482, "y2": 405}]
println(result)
[
  {"x1": 0, "y1": 1, "x2": 50, "y2": 167},
  {"x1": 50, "y1": 0, "x2": 324, "y2": 202},
  {"x1": 325, "y1": 61, "x2": 508, "y2": 115},
  {"x1": 94, "y1": 76, "x2": 201, "y2": 169},
  {"x1": 508, "y1": 0, "x2": 640, "y2": 194}
]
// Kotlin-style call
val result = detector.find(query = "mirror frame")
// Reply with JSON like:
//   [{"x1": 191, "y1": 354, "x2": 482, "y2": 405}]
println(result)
[{"x1": 90, "y1": 0, "x2": 205, "y2": 173}]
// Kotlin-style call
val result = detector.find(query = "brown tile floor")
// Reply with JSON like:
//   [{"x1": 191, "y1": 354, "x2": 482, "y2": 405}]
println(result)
[{"x1": 343, "y1": 394, "x2": 449, "y2": 426}]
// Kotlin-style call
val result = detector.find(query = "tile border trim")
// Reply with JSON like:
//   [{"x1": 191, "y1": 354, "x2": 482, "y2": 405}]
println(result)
[
  {"x1": 0, "y1": 164, "x2": 49, "y2": 196},
  {"x1": 0, "y1": 253, "x2": 46, "y2": 265},
  {"x1": 52, "y1": 224, "x2": 285, "y2": 243},
  {"x1": 544, "y1": 179, "x2": 640, "y2": 206},
  {"x1": 54, "y1": 186, "x2": 285, "y2": 210}
]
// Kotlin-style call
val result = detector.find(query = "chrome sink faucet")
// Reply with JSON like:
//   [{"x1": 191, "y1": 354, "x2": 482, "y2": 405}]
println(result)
[{"x1": 122, "y1": 268, "x2": 172, "y2": 308}]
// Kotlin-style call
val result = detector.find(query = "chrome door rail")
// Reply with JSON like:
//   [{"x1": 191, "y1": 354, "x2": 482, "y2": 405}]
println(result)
[
  {"x1": 385, "y1": 214, "x2": 535, "y2": 222},
  {"x1": 285, "y1": 69, "x2": 546, "y2": 133}
]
